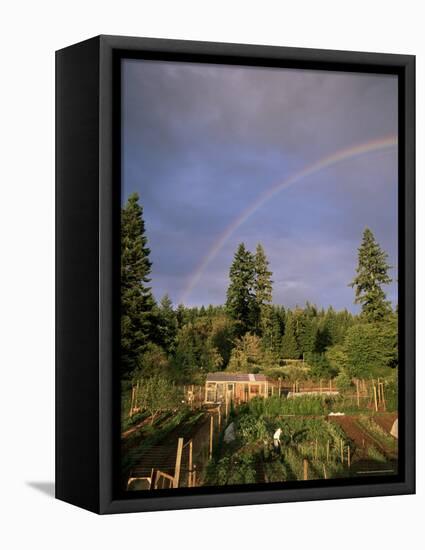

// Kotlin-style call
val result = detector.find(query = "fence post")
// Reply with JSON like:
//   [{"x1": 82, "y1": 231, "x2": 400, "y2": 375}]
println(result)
[
  {"x1": 209, "y1": 415, "x2": 214, "y2": 459},
  {"x1": 340, "y1": 439, "x2": 344, "y2": 463},
  {"x1": 129, "y1": 386, "x2": 135, "y2": 418},
  {"x1": 188, "y1": 440, "x2": 193, "y2": 487},
  {"x1": 303, "y1": 459, "x2": 308, "y2": 480},
  {"x1": 373, "y1": 384, "x2": 378, "y2": 412},
  {"x1": 347, "y1": 445, "x2": 351, "y2": 468},
  {"x1": 326, "y1": 440, "x2": 330, "y2": 462},
  {"x1": 173, "y1": 438, "x2": 184, "y2": 488}
]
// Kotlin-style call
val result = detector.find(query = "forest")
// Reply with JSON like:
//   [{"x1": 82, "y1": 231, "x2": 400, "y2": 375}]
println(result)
[{"x1": 121, "y1": 192, "x2": 397, "y2": 407}]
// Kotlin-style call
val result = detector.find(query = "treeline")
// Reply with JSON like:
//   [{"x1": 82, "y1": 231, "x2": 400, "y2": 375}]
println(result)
[{"x1": 121, "y1": 193, "x2": 397, "y2": 386}]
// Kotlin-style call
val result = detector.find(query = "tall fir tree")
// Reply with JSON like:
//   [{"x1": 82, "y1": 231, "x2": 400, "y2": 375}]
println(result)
[
  {"x1": 253, "y1": 243, "x2": 273, "y2": 337},
  {"x1": 121, "y1": 193, "x2": 155, "y2": 378},
  {"x1": 281, "y1": 311, "x2": 300, "y2": 359},
  {"x1": 226, "y1": 243, "x2": 256, "y2": 334},
  {"x1": 350, "y1": 228, "x2": 392, "y2": 321}
]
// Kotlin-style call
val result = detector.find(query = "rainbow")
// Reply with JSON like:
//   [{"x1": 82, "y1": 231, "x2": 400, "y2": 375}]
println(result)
[{"x1": 179, "y1": 135, "x2": 398, "y2": 304}]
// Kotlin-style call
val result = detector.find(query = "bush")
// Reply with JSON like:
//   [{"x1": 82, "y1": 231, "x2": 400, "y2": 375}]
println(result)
[{"x1": 335, "y1": 371, "x2": 352, "y2": 391}]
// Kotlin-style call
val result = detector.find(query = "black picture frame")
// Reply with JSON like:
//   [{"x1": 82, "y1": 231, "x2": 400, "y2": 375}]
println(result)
[{"x1": 56, "y1": 35, "x2": 415, "y2": 514}]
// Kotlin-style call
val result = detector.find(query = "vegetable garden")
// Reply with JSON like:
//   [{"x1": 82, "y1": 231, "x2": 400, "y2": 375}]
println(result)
[{"x1": 206, "y1": 395, "x2": 397, "y2": 485}]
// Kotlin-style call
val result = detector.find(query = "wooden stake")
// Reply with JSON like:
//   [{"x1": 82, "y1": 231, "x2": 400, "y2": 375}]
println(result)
[
  {"x1": 188, "y1": 440, "x2": 193, "y2": 487},
  {"x1": 326, "y1": 440, "x2": 330, "y2": 462},
  {"x1": 323, "y1": 464, "x2": 327, "y2": 479},
  {"x1": 209, "y1": 415, "x2": 214, "y2": 459},
  {"x1": 340, "y1": 439, "x2": 344, "y2": 463},
  {"x1": 192, "y1": 465, "x2": 197, "y2": 487},
  {"x1": 129, "y1": 386, "x2": 135, "y2": 418},
  {"x1": 381, "y1": 384, "x2": 387, "y2": 412},
  {"x1": 303, "y1": 459, "x2": 308, "y2": 480},
  {"x1": 373, "y1": 385, "x2": 378, "y2": 412},
  {"x1": 347, "y1": 446, "x2": 351, "y2": 468},
  {"x1": 173, "y1": 438, "x2": 184, "y2": 488},
  {"x1": 135, "y1": 380, "x2": 139, "y2": 410},
  {"x1": 315, "y1": 439, "x2": 318, "y2": 460},
  {"x1": 356, "y1": 380, "x2": 360, "y2": 407}
]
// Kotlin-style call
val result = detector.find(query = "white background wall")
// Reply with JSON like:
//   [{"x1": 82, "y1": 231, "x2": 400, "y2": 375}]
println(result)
[{"x1": 1, "y1": 1, "x2": 422, "y2": 548}]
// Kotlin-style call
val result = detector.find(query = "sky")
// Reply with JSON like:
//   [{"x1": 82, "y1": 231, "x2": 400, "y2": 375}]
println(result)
[{"x1": 122, "y1": 59, "x2": 398, "y2": 312}]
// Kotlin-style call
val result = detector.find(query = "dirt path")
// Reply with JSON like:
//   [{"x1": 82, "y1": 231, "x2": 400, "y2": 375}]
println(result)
[
  {"x1": 329, "y1": 416, "x2": 391, "y2": 457},
  {"x1": 373, "y1": 412, "x2": 397, "y2": 433},
  {"x1": 330, "y1": 415, "x2": 398, "y2": 476}
]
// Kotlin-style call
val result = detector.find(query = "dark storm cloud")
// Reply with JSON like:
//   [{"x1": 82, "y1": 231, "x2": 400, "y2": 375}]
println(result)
[{"x1": 122, "y1": 59, "x2": 398, "y2": 310}]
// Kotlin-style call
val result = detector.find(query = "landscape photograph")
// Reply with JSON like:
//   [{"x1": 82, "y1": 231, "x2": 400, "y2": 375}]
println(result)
[{"x1": 120, "y1": 59, "x2": 399, "y2": 492}]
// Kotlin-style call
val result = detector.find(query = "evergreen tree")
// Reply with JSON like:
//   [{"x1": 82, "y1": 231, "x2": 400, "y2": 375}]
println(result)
[
  {"x1": 176, "y1": 303, "x2": 188, "y2": 328},
  {"x1": 281, "y1": 311, "x2": 300, "y2": 359},
  {"x1": 253, "y1": 243, "x2": 273, "y2": 337},
  {"x1": 264, "y1": 308, "x2": 284, "y2": 353},
  {"x1": 226, "y1": 243, "x2": 256, "y2": 334},
  {"x1": 121, "y1": 193, "x2": 155, "y2": 378},
  {"x1": 350, "y1": 228, "x2": 392, "y2": 321},
  {"x1": 297, "y1": 303, "x2": 318, "y2": 354},
  {"x1": 156, "y1": 294, "x2": 177, "y2": 354}
]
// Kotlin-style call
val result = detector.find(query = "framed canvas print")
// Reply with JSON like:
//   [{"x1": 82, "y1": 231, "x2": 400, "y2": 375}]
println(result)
[{"x1": 56, "y1": 35, "x2": 415, "y2": 514}]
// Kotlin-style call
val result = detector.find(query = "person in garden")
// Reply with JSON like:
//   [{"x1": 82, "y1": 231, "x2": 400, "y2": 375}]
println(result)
[{"x1": 273, "y1": 427, "x2": 282, "y2": 453}]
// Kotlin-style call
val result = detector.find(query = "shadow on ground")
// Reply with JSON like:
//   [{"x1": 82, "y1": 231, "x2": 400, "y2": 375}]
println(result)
[{"x1": 26, "y1": 481, "x2": 55, "y2": 498}]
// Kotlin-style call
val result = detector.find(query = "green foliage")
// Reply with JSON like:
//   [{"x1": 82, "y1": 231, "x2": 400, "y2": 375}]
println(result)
[
  {"x1": 334, "y1": 370, "x2": 352, "y2": 391},
  {"x1": 137, "y1": 343, "x2": 170, "y2": 379},
  {"x1": 305, "y1": 352, "x2": 338, "y2": 379},
  {"x1": 281, "y1": 311, "x2": 300, "y2": 359},
  {"x1": 238, "y1": 415, "x2": 268, "y2": 443},
  {"x1": 155, "y1": 294, "x2": 177, "y2": 354},
  {"x1": 326, "y1": 344, "x2": 348, "y2": 374},
  {"x1": 367, "y1": 446, "x2": 387, "y2": 463},
  {"x1": 226, "y1": 243, "x2": 256, "y2": 334},
  {"x1": 172, "y1": 316, "x2": 235, "y2": 382},
  {"x1": 350, "y1": 228, "x2": 393, "y2": 321},
  {"x1": 242, "y1": 395, "x2": 329, "y2": 417},
  {"x1": 254, "y1": 243, "x2": 273, "y2": 337},
  {"x1": 121, "y1": 193, "x2": 156, "y2": 378},
  {"x1": 206, "y1": 453, "x2": 256, "y2": 485},
  {"x1": 227, "y1": 332, "x2": 263, "y2": 372},
  {"x1": 208, "y1": 412, "x2": 350, "y2": 485},
  {"x1": 342, "y1": 317, "x2": 398, "y2": 378},
  {"x1": 357, "y1": 415, "x2": 397, "y2": 452},
  {"x1": 383, "y1": 370, "x2": 398, "y2": 411},
  {"x1": 295, "y1": 304, "x2": 318, "y2": 354},
  {"x1": 137, "y1": 375, "x2": 182, "y2": 424}
]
